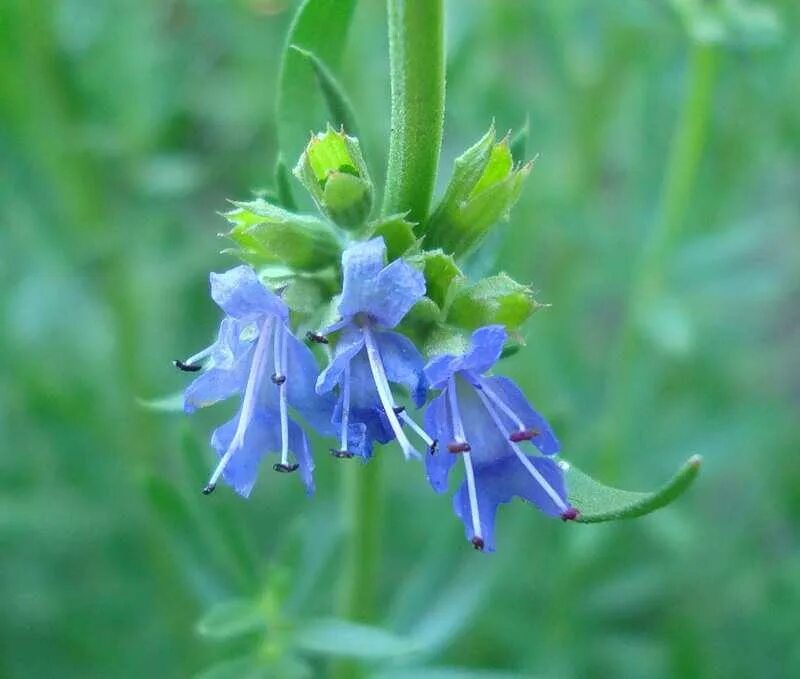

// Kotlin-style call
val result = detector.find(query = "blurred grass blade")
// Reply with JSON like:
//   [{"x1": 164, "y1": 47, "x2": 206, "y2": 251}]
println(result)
[
  {"x1": 562, "y1": 455, "x2": 702, "y2": 523},
  {"x1": 290, "y1": 45, "x2": 359, "y2": 136},
  {"x1": 509, "y1": 115, "x2": 529, "y2": 161},
  {"x1": 137, "y1": 391, "x2": 184, "y2": 412},
  {"x1": 276, "y1": 0, "x2": 357, "y2": 169},
  {"x1": 295, "y1": 618, "x2": 416, "y2": 659},
  {"x1": 196, "y1": 600, "x2": 266, "y2": 640}
]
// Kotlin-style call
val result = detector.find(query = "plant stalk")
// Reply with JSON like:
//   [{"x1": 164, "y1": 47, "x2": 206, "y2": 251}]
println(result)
[{"x1": 382, "y1": 0, "x2": 445, "y2": 223}]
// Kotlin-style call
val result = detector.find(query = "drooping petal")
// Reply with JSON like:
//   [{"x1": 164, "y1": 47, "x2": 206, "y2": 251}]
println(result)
[
  {"x1": 210, "y1": 410, "x2": 279, "y2": 498},
  {"x1": 287, "y1": 418, "x2": 315, "y2": 495},
  {"x1": 375, "y1": 330, "x2": 427, "y2": 407},
  {"x1": 424, "y1": 391, "x2": 457, "y2": 493},
  {"x1": 315, "y1": 327, "x2": 365, "y2": 394},
  {"x1": 210, "y1": 265, "x2": 288, "y2": 322},
  {"x1": 347, "y1": 351, "x2": 395, "y2": 446},
  {"x1": 478, "y1": 375, "x2": 560, "y2": 455},
  {"x1": 424, "y1": 353, "x2": 459, "y2": 390},
  {"x1": 454, "y1": 376, "x2": 515, "y2": 467},
  {"x1": 453, "y1": 455, "x2": 567, "y2": 551}
]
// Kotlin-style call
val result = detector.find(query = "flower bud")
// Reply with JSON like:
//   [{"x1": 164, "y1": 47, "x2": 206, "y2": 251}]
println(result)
[
  {"x1": 222, "y1": 199, "x2": 341, "y2": 272},
  {"x1": 294, "y1": 126, "x2": 373, "y2": 229},
  {"x1": 423, "y1": 124, "x2": 531, "y2": 257}
]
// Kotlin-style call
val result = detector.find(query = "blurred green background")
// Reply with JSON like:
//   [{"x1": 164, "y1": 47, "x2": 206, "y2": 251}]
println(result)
[{"x1": 1, "y1": 0, "x2": 798, "y2": 677}]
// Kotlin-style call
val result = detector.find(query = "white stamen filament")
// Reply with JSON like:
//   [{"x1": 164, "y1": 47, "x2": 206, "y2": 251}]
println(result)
[
  {"x1": 474, "y1": 388, "x2": 567, "y2": 511},
  {"x1": 477, "y1": 377, "x2": 525, "y2": 431},
  {"x1": 207, "y1": 316, "x2": 274, "y2": 487},
  {"x1": 184, "y1": 344, "x2": 213, "y2": 367},
  {"x1": 448, "y1": 378, "x2": 482, "y2": 541},
  {"x1": 274, "y1": 323, "x2": 290, "y2": 466},
  {"x1": 339, "y1": 363, "x2": 351, "y2": 452},
  {"x1": 362, "y1": 326, "x2": 419, "y2": 460},
  {"x1": 398, "y1": 410, "x2": 434, "y2": 447}
]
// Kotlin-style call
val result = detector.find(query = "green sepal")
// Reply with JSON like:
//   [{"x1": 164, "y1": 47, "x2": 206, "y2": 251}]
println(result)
[
  {"x1": 294, "y1": 126, "x2": 373, "y2": 229},
  {"x1": 509, "y1": 115, "x2": 529, "y2": 162},
  {"x1": 223, "y1": 199, "x2": 341, "y2": 272},
  {"x1": 290, "y1": 44, "x2": 359, "y2": 136},
  {"x1": 446, "y1": 273, "x2": 541, "y2": 332},
  {"x1": 424, "y1": 124, "x2": 531, "y2": 257},
  {"x1": 274, "y1": 155, "x2": 297, "y2": 210},
  {"x1": 563, "y1": 455, "x2": 702, "y2": 523},
  {"x1": 369, "y1": 214, "x2": 419, "y2": 260},
  {"x1": 419, "y1": 249, "x2": 461, "y2": 309}
]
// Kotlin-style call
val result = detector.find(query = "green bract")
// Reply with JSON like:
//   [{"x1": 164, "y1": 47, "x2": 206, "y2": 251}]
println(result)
[
  {"x1": 294, "y1": 126, "x2": 373, "y2": 229},
  {"x1": 223, "y1": 199, "x2": 341, "y2": 272},
  {"x1": 424, "y1": 124, "x2": 531, "y2": 257}
]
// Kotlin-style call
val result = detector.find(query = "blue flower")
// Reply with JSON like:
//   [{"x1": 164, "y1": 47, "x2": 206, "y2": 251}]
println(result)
[
  {"x1": 176, "y1": 265, "x2": 334, "y2": 497},
  {"x1": 315, "y1": 238, "x2": 429, "y2": 459},
  {"x1": 423, "y1": 325, "x2": 577, "y2": 552}
]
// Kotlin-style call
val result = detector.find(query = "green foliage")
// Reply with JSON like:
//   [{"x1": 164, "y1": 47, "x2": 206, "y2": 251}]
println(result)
[
  {"x1": 369, "y1": 214, "x2": 419, "y2": 260},
  {"x1": 563, "y1": 456, "x2": 702, "y2": 523},
  {"x1": 446, "y1": 273, "x2": 541, "y2": 333},
  {"x1": 223, "y1": 199, "x2": 341, "y2": 271},
  {"x1": 424, "y1": 125, "x2": 530, "y2": 256}
]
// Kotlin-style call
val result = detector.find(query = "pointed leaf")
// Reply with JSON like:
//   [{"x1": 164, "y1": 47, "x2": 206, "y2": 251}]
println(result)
[
  {"x1": 561, "y1": 455, "x2": 702, "y2": 523},
  {"x1": 197, "y1": 600, "x2": 266, "y2": 640},
  {"x1": 274, "y1": 155, "x2": 297, "y2": 211},
  {"x1": 295, "y1": 618, "x2": 416, "y2": 659}
]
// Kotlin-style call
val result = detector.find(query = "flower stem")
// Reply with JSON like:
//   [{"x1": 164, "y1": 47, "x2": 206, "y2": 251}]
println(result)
[
  {"x1": 598, "y1": 42, "x2": 719, "y2": 478},
  {"x1": 382, "y1": 0, "x2": 445, "y2": 223}
]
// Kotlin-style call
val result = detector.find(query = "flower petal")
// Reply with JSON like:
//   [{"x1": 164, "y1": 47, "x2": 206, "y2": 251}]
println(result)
[
  {"x1": 338, "y1": 238, "x2": 387, "y2": 321},
  {"x1": 210, "y1": 266, "x2": 288, "y2": 321},
  {"x1": 424, "y1": 391, "x2": 457, "y2": 493},
  {"x1": 375, "y1": 330, "x2": 428, "y2": 407},
  {"x1": 184, "y1": 343, "x2": 253, "y2": 413},
  {"x1": 453, "y1": 455, "x2": 567, "y2": 551},
  {"x1": 315, "y1": 327, "x2": 365, "y2": 394},
  {"x1": 479, "y1": 375, "x2": 560, "y2": 455},
  {"x1": 460, "y1": 325, "x2": 506, "y2": 374}
]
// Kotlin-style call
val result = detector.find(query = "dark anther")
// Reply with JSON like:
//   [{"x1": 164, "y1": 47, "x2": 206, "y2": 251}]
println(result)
[
  {"x1": 561, "y1": 507, "x2": 580, "y2": 522},
  {"x1": 271, "y1": 373, "x2": 286, "y2": 385},
  {"x1": 273, "y1": 462, "x2": 299, "y2": 473},
  {"x1": 174, "y1": 359, "x2": 202, "y2": 372},
  {"x1": 306, "y1": 331, "x2": 329, "y2": 344},
  {"x1": 393, "y1": 405, "x2": 406, "y2": 414},
  {"x1": 509, "y1": 428, "x2": 540, "y2": 443},
  {"x1": 428, "y1": 439, "x2": 439, "y2": 455},
  {"x1": 330, "y1": 448, "x2": 354, "y2": 459},
  {"x1": 202, "y1": 483, "x2": 216, "y2": 495},
  {"x1": 471, "y1": 536, "x2": 485, "y2": 551},
  {"x1": 447, "y1": 441, "x2": 471, "y2": 454}
]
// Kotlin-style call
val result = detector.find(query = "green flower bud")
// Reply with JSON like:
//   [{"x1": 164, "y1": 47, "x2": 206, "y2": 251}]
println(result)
[
  {"x1": 423, "y1": 123, "x2": 531, "y2": 257},
  {"x1": 294, "y1": 126, "x2": 373, "y2": 229},
  {"x1": 222, "y1": 198, "x2": 341, "y2": 272}
]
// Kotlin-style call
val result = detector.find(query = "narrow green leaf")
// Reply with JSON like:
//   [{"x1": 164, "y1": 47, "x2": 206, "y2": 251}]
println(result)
[
  {"x1": 295, "y1": 618, "x2": 415, "y2": 659},
  {"x1": 136, "y1": 391, "x2": 184, "y2": 412},
  {"x1": 290, "y1": 45, "x2": 359, "y2": 136},
  {"x1": 196, "y1": 600, "x2": 266, "y2": 640},
  {"x1": 276, "y1": 0, "x2": 357, "y2": 172},
  {"x1": 274, "y1": 155, "x2": 297, "y2": 211},
  {"x1": 562, "y1": 455, "x2": 702, "y2": 523},
  {"x1": 509, "y1": 115, "x2": 529, "y2": 161},
  {"x1": 447, "y1": 273, "x2": 540, "y2": 332}
]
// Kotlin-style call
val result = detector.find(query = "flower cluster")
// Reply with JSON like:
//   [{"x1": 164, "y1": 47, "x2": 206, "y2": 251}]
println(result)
[{"x1": 176, "y1": 232, "x2": 577, "y2": 552}]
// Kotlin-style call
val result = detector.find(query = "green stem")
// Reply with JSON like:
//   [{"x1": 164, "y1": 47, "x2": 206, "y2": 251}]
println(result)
[
  {"x1": 382, "y1": 0, "x2": 445, "y2": 222},
  {"x1": 599, "y1": 42, "x2": 718, "y2": 478}
]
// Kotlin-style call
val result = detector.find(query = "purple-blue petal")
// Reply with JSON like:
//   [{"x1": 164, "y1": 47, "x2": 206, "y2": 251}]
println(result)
[
  {"x1": 479, "y1": 375, "x2": 560, "y2": 455},
  {"x1": 460, "y1": 325, "x2": 506, "y2": 374},
  {"x1": 315, "y1": 327, "x2": 365, "y2": 394},
  {"x1": 375, "y1": 330, "x2": 427, "y2": 407},
  {"x1": 210, "y1": 266, "x2": 288, "y2": 321},
  {"x1": 453, "y1": 455, "x2": 567, "y2": 552},
  {"x1": 424, "y1": 353, "x2": 458, "y2": 390},
  {"x1": 424, "y1": 391, "x2": 457, "y2": 493},
  {"x1": 184, "y1": 342, "x2": 253, "y2": 413}
]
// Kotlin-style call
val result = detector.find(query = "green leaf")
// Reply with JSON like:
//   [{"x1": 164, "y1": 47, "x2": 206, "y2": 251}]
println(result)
[
  {"x1": 562, "y1": 455, "x2": 702, "y2": 523},
  {"x1": 196, "y1": 600, "x2": 266, "y2": 640},
  {"x1": 224, "y1": 199, "x2": 341, "y2": 272},
  {"x1": 447, "y1": 273, "x2": 540, "y2": 332},
  {"x1": 136, "y1": 391, "x2": 183, "y2": 412},
  {"x1": 509, "y1": 115, "x2": 529, "y2": 161},
  {"x1": 290, "y1": 45, "x2": 359, "y2": 136},
  {"x1": 295, "y1": 618, "x2": 415, "y2": 659},
  {"x1": 276, "y1": 0, "x2": 357, "y2": 175},
  {"x1": 195, "y1": 656, "x2": 271, "y2": 679},
  {"x1": 370, "y1": 214, "x2": 419, "y2": 260}
]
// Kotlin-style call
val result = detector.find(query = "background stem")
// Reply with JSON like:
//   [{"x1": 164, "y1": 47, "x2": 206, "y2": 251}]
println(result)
[
  {"x1": 598, "y1": 42, "x2": 719, "y2": 478},
  {"x1": 382, "y1": 0, "x2": 445, "y2": 223}
]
